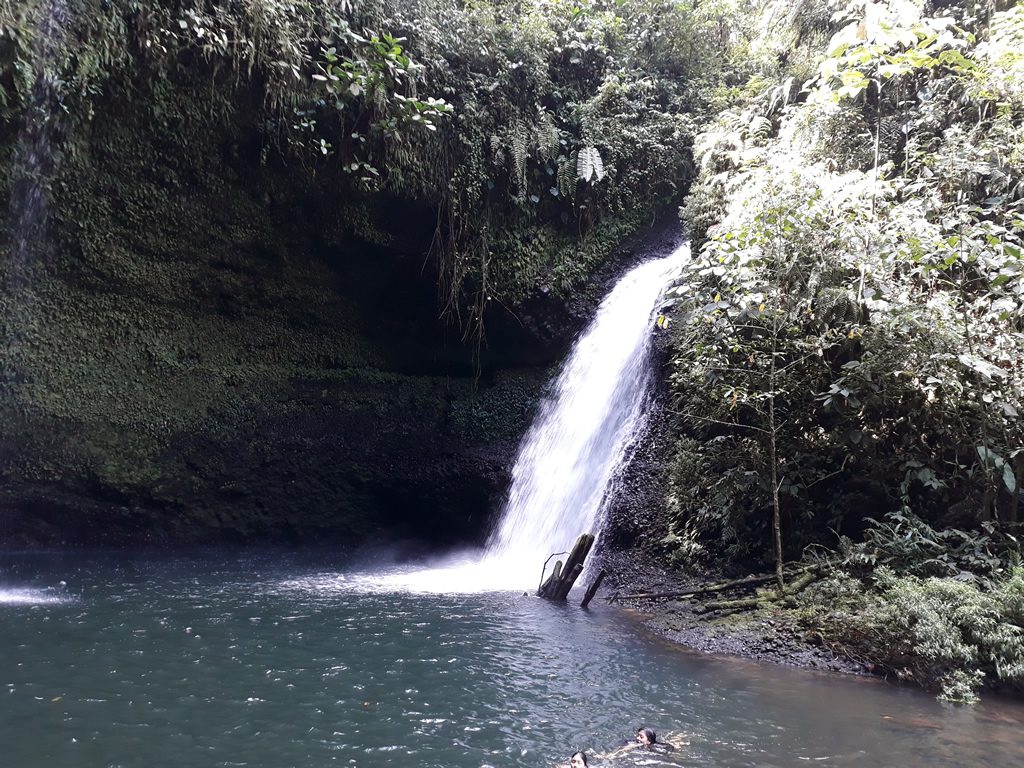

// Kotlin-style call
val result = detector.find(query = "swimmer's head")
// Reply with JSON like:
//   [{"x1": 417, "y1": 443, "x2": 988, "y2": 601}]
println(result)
[
  {"x1": 570, "y1": 751, "x2": 589, "y2": 768},
  {"x1": 636, "y1": 727, "x2": 657, "y2": 747}
]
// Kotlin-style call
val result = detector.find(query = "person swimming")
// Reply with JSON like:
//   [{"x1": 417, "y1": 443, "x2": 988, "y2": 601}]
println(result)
[
  {"x1": 635, "y1": 727, "x2": 658, "y2": 747},
  {"x1": 601, "y1": 725, "x2": 680, "y2": 759},
  {"x1": 598, "y1": 727, "x2": 653, "y2": 760},
  {"x1": 564, "y1": 726, "x2": 687, "y2": 766}
]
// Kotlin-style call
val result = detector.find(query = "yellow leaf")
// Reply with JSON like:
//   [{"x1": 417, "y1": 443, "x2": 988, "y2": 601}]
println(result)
[
  {"x1": 759, "y1": 303, "x2": 765, "y2": 313},
  {"x1": 714, "y1": 293, "x2": 721, "y2": 302}
]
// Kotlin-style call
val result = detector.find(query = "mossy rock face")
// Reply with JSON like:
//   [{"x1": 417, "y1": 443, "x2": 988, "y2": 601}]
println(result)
[{"x1": 0, "y1": 78, "x2": 566, "y2": 547}]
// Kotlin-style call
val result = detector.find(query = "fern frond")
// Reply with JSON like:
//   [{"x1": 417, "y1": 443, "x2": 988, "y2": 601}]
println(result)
[
  {"x1": 748, "y1": 115, "x2": 772, "y2": 144},
  {"x1": 371, "y1": 80, "x2": 388, "y2": 114},
  {"x1": 720, "y1": 110, "x2": 746, "y2": 133},
  {"x1": 537, "y1": 110, "x2": 560, "y2": 162},
  {"x1": 490, "y1": 134, "x2": 504, "y2": 166},
  {"x1": 509, "y1": 118, "x2": 530, "y2": 190},
  {"x1": 558, "y1": 152, "x2": 578, "y2": 199}
]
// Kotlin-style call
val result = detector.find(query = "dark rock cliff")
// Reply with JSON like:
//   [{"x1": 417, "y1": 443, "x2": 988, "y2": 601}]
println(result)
[
  {"x1": 0, "y1": 79, "x2": 559, "y2": 547},
  {"x1": 0, "y1": 72, "x2": 677, "y2": 548}
]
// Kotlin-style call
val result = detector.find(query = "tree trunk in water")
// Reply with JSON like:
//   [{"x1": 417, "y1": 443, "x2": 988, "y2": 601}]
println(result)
[
  {"x1": 580, "y1": 569, "x2": 606, "y2": 608},
  {"x1": 538, "y1": 533, "x2": 594, "y2": 600},
  {"x1": 538, "y1": 560, "x2": 563, "y2": 597}
]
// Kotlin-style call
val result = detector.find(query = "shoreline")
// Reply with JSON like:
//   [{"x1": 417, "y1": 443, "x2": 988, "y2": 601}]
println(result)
[{"x1": 593, "y1": 549, "x2": 866, "y2": 678}]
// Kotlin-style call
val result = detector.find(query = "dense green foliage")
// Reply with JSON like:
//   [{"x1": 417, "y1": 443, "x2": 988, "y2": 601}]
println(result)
[
  {"x1": 795, "y1": 514, "x2": 1024, "y2": 702},
  {"x1": 670, "y1": 0, "x2": 1024, "y2": 563},
  {"x1": 662, "y1": 0, "x2": 1024, "y2": 698},
  {"x1": 1, "y1": 0, "x2": 729, "y2": 337}
]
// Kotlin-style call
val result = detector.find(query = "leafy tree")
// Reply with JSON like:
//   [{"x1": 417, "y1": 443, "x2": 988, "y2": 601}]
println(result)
[
  {"x1": 668, "y1": 0, "x2": 1024, "y2": 573},
  {"x1": 670, "y1": 179, "x2": 862, "y2": 585}
]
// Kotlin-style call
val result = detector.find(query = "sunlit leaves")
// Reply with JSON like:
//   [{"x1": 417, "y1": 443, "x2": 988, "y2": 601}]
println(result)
[
  {"x1": 307, "y1": 25, "x2": 452, "y2": 185},
  {"x1": 576, "y1": 145, "x2": 606, "y2": 183},
  {"x1": 813, "y1": 8, "x2": 977, "y2": 106}
]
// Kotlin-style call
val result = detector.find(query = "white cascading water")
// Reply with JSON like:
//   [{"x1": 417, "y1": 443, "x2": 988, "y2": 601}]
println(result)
[
  {"x1": 483, "y1": 246, "x2": 688, "y2": 570},
  {"x1": 9, "y1": 0, "x2": 68, "y2": 280},
  {"x1": 329, "y1": 243, "x2": 688, "y2": 595}
]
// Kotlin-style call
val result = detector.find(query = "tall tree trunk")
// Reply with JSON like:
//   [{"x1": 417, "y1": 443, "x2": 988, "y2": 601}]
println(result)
[
  {"x1": 1010, "y1": 454, "x2": 1022, "y2": 525},
  {"x1": 769, "y1": 316, "x2": 784, "y2": 591}
]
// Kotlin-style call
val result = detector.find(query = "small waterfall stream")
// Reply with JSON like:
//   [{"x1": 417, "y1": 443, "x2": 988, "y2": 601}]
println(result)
[
  {"x1": 0, "y1": 0, "x2": 69, "y2": 604},
  {"x1": 9, "y1": 0, "x2": 68, "y2": 278}
]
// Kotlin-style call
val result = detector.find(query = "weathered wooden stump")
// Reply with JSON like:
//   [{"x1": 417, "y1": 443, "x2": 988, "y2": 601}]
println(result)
[{"x1": 537, "y1": 533, "x2": 594, "y2": 601}]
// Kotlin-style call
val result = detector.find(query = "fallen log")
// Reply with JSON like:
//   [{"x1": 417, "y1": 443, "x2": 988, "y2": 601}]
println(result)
[
  {"x1": 696, "y1": 595, "x2": 762, "y2": 612},
  {"x1": 608, "y1": 566, "x2": 822, "y2": 603},
  {"x1": 696, "y1": 568, "x2": 821, "y2": 614},
  {"x1": 606, "y1": 572, "x2": 782, "y2": 602}
]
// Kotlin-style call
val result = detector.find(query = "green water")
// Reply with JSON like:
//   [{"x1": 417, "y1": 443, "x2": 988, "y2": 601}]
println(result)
[{"x1": 2, "y1": 551, "x2": 1023, "y2": 767}]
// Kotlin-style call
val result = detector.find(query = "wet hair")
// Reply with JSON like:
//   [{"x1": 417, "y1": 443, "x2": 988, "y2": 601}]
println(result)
[
  {"x1": 637, "y1": 727, "x2": 657, "y2": 745},
  {"x1": 570, "y1": 751, "x2": 589, "y2": 766}
]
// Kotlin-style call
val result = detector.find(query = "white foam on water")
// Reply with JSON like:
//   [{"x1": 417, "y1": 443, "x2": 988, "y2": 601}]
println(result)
[{"x1": 0, "y1": 587, "x2": 70, "y2": 605}]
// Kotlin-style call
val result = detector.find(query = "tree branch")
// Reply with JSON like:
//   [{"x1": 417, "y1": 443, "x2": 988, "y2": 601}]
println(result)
[{"x1": 668, "y1": 409, "x2": 771, "y2": 435}]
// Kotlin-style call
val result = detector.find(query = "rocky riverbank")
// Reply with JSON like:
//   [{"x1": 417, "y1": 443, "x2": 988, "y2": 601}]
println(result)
[{"x1": 593, "y1": 549, "x2": 866, "y2": 677}]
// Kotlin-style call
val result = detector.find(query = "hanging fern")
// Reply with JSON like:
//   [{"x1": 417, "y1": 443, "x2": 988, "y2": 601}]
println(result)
[
  {"x1": 371, "y1": 79, "x2": 389, "y2": 115},
  {"x1": 747, "y1": 115, "x2": 772, "y2": 144},
  {"x1": 489, "y1": 134, "x2": 504, "y2": 166},
  {"x1": 720, "y1": 110, "x2": 746, "y2": 133},
  {"x1": 576, "y1": 145, "x2": 605, "y2": 183},
  {"x1": 536, "y1": 109, "x2": 560, "y2": 162},
  {"x1": 876, "y1": 115, "x2": 905, "y2": 156},
  {"x1": 557, "y1": 151, "x2": 578, "y2": 199},
  {"x1": 988, "y1": 2, "x2": 1024, "y2": 48},
  {"x1": 508, "y1": 118, "x2": 530, "y2": 190}
]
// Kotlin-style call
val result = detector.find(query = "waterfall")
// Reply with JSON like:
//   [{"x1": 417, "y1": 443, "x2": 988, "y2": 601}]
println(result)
[
  {"x1": 348, "y1": 242, "x2": 688, "y2": 594},
  {"x1": 0, "y1": 1, "x2": 68, "y2": 587},
  {"x1": 482, "y1": 244, "x2": 688, "y2": 575}
]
